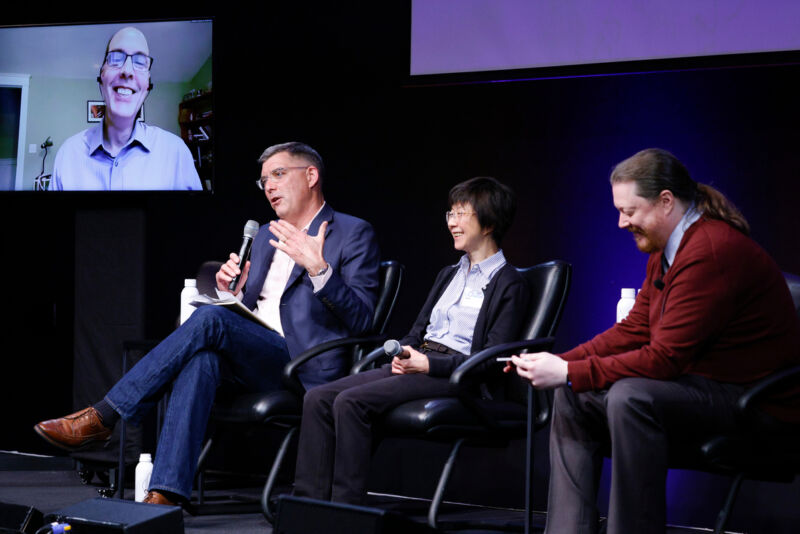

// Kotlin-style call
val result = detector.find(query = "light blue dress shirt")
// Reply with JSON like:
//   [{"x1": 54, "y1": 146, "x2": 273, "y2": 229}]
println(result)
[
  {"x1": 424, "y1": 250, "x2": 507, "y2": 354},
  {"x1": 663, "y1": 203, "x2": 702, "y2": 268},
  {"x1": 52, "y1": 121, "x2": 202, "y2": 191}
]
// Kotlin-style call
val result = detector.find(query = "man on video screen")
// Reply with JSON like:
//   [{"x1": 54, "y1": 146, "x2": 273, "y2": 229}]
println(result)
[{"x1": 52, "y1": 26, "x2": 202, "y2": 191}]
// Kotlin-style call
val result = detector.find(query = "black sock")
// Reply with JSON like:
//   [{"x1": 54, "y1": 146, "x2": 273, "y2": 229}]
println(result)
[{"x1": 92, "y1": 399, "x2": 120, "y2": 429}]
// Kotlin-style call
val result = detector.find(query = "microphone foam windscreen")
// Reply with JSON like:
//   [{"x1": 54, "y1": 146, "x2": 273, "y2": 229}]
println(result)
[
  {"x1": 244, "y1": 219, "x2": 260, "y2": 238},
  {"x1": 383, "y1": 339, "x2": 401, "y2": 356}
]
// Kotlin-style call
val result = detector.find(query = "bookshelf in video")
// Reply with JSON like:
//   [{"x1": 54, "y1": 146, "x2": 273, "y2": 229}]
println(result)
[{"x1": 179, "y1": 91, "x2": 213, "y2": 188}]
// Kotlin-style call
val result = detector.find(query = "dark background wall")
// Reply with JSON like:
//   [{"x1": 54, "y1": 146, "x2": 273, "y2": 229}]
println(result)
[{"x1": 1, "y1": 3, "x2": 799, "y2": 532}]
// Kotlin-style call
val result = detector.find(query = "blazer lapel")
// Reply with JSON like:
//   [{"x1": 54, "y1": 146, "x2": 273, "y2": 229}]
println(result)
[{"x1": 242, "y1": 227, "x2": 277, "y2": 309}]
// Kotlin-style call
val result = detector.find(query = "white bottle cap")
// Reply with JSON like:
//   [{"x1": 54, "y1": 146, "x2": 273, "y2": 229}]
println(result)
[
  {"x1": 185, "y1": 279, "x2": 197, "y2": 287},
  {"x1": 139, "y1": 453, "x2": 152, "y2": 462},
  {"x1": 621, "y1": 288, "x2": 636, "y2": 298}
]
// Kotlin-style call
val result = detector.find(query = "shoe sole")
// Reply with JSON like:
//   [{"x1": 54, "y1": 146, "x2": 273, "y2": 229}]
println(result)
[{"x1": 33, "y1": 424, "x2": 110, "y2": 452}]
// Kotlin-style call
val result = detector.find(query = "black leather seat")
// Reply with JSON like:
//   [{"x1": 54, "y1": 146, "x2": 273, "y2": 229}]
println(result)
[
  {"x1": 352, "y1": 260, "x2": 572, "y2": 529},
  {"x1": 669, "y1": 272, "x2": 800, "y2": 534},
  {"x1": 192, "y1": 260, "x2": 404, "y2": 519}
]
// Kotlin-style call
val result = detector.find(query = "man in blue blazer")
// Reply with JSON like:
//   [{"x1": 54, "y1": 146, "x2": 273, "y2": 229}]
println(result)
[{"x1": 35, "y1": 142, "x2": 381, "y2": 506}]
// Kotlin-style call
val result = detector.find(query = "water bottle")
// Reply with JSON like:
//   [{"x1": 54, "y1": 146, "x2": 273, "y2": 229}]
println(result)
[
  {"x1": 616, "y1": 288, "x2": 636, "y2": 322},
  {"x1": 180, "y1": 279, "x2": 199, "y2": 325},
  {"x1": 134, "y1": 453, "x2": 153, "y2": 502}
]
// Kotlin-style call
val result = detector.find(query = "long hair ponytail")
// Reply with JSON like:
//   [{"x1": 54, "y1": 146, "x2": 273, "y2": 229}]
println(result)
[
  {"x1": 695, "y1": 183, "x2": 750, "y2": 235},
  {"x1": 610, "y1": 149, "x2": 750, "y2": 235}
]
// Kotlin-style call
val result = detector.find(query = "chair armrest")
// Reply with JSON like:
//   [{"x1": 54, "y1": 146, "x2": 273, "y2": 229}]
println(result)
[
  {"x1": 449, "y1": 337, "x2": 555, "y2": 387},
  {"x1": 282, "y1": 334, "x2": 388, "y2": 396},
  {"x1": 350, "y1": 345, "x2": 391, "y2": 374},
  {"x1": 738, "y1": 364, "x2": 800, "y2": 412},
  {"x1": 443, "y1": 337, "x2": 555, "y2": 433}
]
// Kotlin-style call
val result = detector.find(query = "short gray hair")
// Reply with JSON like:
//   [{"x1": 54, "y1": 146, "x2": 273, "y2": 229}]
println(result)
[{"x1": 258, "y1": 142, "x2": 325, "y2": 181}]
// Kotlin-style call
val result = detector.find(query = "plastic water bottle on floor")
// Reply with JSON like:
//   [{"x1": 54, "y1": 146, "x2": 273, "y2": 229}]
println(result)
[{"x1": 135, "y1": 453, "x2": 153, "y2": 502}]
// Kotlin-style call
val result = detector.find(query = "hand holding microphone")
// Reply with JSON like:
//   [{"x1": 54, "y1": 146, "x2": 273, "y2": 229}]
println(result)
[
  {"x1": 384, "y1": 339, "x2": 431, "y2": 375},
  {"x1": 215, "y1": 220, "x2": 260, "y2": 294},
  {"x1": 383, "y1": 339, "x2": 410, "y2": 359}
]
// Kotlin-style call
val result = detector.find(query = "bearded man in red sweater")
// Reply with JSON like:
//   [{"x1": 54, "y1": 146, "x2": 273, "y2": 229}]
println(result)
[{"x1": 511, "y1": 148, "x2": 800, "y2": 534}]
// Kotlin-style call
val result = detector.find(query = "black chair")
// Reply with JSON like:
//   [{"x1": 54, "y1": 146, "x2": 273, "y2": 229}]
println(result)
[
  {"x1": 191, "y1": 260, "x2": 405, "y2": 519},
  {"x1": 351, "y1": 260, "x2": 572, "y2": 529},
  {"x1": 672, "y1": 272, "x2": 800, "y2": 534}
]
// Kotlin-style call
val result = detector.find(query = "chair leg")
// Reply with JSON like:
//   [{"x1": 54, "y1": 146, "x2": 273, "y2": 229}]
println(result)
[
  {"x1": 117, "y1": 348, "x2": 130, "y2": 500},
  {"x1": 262, "y1": 426, "x2": 298, "y2": 522},
  {"x1": 194, "y1": 435, "x2": 215, "y2": 505},
  {"x1": 525, "y1": 385, "x2": 535, "y2": 534},
  {"x1": 117, "y1": 421, "x2": 127, "y2": 499},
  {"x1": 714, "y1": 472, "x2": 744, "y2": 534},
  {"x1": 427, "y1": 438, "x2": 465, "y2": 529}
]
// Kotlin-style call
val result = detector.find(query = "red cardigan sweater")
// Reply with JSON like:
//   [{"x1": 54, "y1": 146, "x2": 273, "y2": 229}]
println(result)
[{"x1": 562, "y1": 218, "x2": 800, "y2": 421}]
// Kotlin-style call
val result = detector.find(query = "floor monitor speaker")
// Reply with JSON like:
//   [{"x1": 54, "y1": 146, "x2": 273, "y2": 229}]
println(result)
[
  {"x1": 0, "y1": 501, "x2": 43, "y2": 534},
  {"x1": 44, "y1": 498, "x2": 183, "y2": 534},
  {"x1": 274, "y1": 495, "x2": 440, "y2": 534}
]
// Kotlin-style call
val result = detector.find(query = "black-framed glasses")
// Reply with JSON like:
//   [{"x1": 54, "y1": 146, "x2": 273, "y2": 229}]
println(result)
[
  {"x1": 445, "y1": 210, "x2": 476, "y2": 223},
  {"x1": 256, "y1": 166, "x2": 310, "y2": 190},
  {"x1": 105, "y1": 50, "x2": 154, "y2": 71}
]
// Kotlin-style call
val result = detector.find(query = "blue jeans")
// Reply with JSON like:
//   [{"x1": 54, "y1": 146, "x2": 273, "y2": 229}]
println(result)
[{"x1": 105, "y1": 305, "x2": 290, "y2": 500}]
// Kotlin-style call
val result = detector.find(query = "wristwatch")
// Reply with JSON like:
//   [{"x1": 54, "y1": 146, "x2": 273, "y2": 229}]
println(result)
[{"x1": 313, "y1": 264, "x2": 329, "y2": 277}]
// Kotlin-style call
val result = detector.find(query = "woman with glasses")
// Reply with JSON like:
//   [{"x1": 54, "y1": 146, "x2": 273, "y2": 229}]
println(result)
[
  {"x1": 53, "y1": 26, "x2": 202, "y2": 191},
  {"x1": 292, "y1": 176, "x2": 531, "y2": 504}
]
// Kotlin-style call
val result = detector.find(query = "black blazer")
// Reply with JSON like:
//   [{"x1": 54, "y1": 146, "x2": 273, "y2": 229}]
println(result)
[{"x1": 399, "y1": 262, "x2": 530, "y2": 379}]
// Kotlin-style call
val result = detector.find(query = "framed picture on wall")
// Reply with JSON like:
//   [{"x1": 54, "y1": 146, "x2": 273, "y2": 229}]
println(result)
[
  {"x1": 87, "y1": 100, "x2": 104, "y2": 122},
  {"x1": 87, "y1": 100, "x2": 145, "y2": 123}
]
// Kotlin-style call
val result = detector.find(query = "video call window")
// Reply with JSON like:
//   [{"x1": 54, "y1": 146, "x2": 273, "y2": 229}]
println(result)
[{"x1": 0, "y1": 19, "x2": 213, "y2": 192}]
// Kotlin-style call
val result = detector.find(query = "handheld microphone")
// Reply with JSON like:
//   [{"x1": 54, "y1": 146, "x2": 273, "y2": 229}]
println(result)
[
  {"x1": 654, "y1": 279, "x2": 665, "y2": 290},
  {"x1": 383, "y1": 339, "x2": 410, "y2": 359},
  {"x1": 228, "y1": 220, "x2": 260, "y2": 291}
]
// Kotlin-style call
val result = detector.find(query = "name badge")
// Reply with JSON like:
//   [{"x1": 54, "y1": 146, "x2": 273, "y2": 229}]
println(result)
[{"x1": 460, "y1": 288, "x2": 484, "y2": 309}]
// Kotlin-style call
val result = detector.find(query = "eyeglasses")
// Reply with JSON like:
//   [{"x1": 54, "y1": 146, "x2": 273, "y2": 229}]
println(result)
[
  {"x1": 256, "y1": 166, "x2": 310, "y2": 190},
  {"x1": 104, "y1": 50, "x2": 154, "y2": 71},
  {"x1": 445, "y1": 210, "x2": 476, "y2": 223}
]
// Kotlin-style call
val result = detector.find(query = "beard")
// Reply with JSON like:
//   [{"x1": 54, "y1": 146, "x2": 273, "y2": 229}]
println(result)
[{"x1": 629, "y1": 227, "x2": 660, "y2": 253}]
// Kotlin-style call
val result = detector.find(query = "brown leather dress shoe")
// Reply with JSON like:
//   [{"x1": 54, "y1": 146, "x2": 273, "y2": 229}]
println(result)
[
  {"x1": 33, "y1": 407, "x2": 112, "y2": 451},
  {"x1": 143, "y1": 490, "x2": 177, "y2": 506}
]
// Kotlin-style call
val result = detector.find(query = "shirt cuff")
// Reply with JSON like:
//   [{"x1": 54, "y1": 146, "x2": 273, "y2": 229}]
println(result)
[
  {"x1": 309, "y1": 265, "x2": 333, "y2": 293},
  {"x1": 215, "y1": 288, "x2": 244, "y2": 302}
]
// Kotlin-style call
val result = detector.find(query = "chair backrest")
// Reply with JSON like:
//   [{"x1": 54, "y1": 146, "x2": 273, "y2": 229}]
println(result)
[
  {"x1": 506, "y1": 260, "x2": 573, "y2": 404},
  {"x1": 197, "y1": 261, "x2": 224, "y2": 296},
  {"x1": 517, "y1": 260, "x2": 573, "y2": 340},
  {"x1": 784, "y1": 272, "x2": 800, "y2": 318},
  {"x1": 347, "y1": 261, "x2": 404, "y2": 365},
  {"x1": 372, "y1": 260, "x2": 405, "y2": 335}
]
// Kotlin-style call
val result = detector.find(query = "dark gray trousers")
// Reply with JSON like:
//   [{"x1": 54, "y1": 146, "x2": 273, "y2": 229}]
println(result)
[
  {"x1": 545, "y1": 375, "x2": 745, "y2": 534},
  {"x1": 293, "y1": 365, "x2": 456, "y2": 504}
]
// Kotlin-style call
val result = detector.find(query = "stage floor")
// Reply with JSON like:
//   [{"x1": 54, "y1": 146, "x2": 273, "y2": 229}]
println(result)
[
  {"x1": 0, "y1": 468, "x2": 543, "y2": 534},
  {"x1": 0, "y1": 466, "x2": 737, "y2": 533}
]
